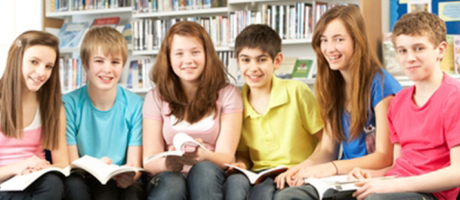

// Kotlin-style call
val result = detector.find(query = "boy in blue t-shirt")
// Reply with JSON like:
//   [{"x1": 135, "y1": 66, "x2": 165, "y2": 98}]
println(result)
[{"x1": 63, "y1": 27, "x2": 144, "y2": 200}]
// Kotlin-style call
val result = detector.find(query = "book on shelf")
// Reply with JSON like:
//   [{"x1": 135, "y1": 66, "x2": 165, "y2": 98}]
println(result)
[
  {"x1": 133, "y1": 0, "x2": 225, "y2": 14},
  {"x1": 57, "y1": 22, "x2": 89, "y2": 48},
  {"x1": 303, "y1": 175, "x2": 395, "y2": 200},
  {"x1": 292, "y1": 58, "x2": 314, "y2": 79},
  {"x1": 276, "y1": 57, "x2": 297, "y2": 79},
  {"x1": 122, "y1": 23, "x2": 132, "y2": 44},
  {"x1": 382, "y1": 33, "x2": 404, "y2": 77},
  {"x1": 91, "y1": 17, "x2": 120, "y2": 28},
  {"x1": 143, "y1": 133, "x2": 208, "y2": 164},
  {"x1": 224, "y1": 164, "x2": 287, "y2": 185},
  {"x1": 0, "y1": 155, "x2": 145, "y2": 191},
  {"x1": 440, "y1": 35, "x2": 456, "y2": 74},
  {"x1": 454, "y1": 35, "x2": 460, "y2": 74},
  {"x1": 52, "y1": 0, "x2": 131, "y2": 12}
]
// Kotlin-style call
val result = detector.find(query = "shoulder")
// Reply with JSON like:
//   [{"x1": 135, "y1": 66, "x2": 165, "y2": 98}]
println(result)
[
  {"x1": 442, "y1": 75, "x2": 460, "y2": 101},
  {"x1": 219, "y1": 84, "x2": 241, "y2": 97},
  {"x1": 117, "y1": 86, "x2": 144, "y2": 106},
  {"x1": 282, "y1": 79, "x2": 314, "y2": 97},
  {"x1": 63, "y1": 86, "x2": 88, "y2": 107},
  {"x1": 390, "y1": 87, "x2": 413, "y2": 107},
  {"x1": 372, "y1": 69, "x2": 402, "y2": 90}
]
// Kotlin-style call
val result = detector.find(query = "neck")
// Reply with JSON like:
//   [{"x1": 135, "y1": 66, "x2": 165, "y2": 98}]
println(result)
[
  {"x1": 413, "y1": 70, "x2": 444, "y2": 98},
  {"x1": 248, "y1": 80, "x2": 272, "y2": 101},
  {"x1": 87, "y1": 84, "x2": 117, "y2": 111},
  {"x1": 22, "y1": 87, "x2": 38, "y2": 106},
  {"x1": 180, "y1": 81, "x2": 199, "y2": 102}
]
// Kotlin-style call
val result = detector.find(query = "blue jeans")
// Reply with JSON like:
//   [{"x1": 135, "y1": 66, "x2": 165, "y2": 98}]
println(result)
[
  {"x1": 64, "y1": 170, "x2": 144, "y2": 200},
  {"x1": 224, "y1": 173, "x2": 251, "y2": 200},
  {"x1": 188, "y1": 161, "x2": 226, "y2": 200},
  {"x1": 146, "y1": 171, "x2": 187, "y2": 200},
  {"x1": 0, "y1": 172, "x2": 64, "y2": 200}
]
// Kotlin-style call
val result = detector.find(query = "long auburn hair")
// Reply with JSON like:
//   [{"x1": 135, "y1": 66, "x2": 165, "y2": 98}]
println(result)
[
  {"x1": 0, "y1": 31, "x2": 62, "y2": 150},
  {"x1": 151, "y1": 21, "x2": 230, "y2": 124},
  {"x1": 313, "y1": 5, "x2": 382, "y2": 142}
]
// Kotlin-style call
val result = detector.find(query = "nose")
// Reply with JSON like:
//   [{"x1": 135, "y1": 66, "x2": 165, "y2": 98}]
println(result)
[
  {"x1": 183, "y1": 52, "x2": 193, "y2": 65},
  {"x1": 248, "y1": 60, "x2": 258, "y2": 71},
  {"x1": 406, "y1": 50, "x2": 416, "y2": 62},
  {"x1": 326, "y1": 41, "x2": 336, "y2": 53},
  {"x1": 35, "y1": 65, "x2": 46, "y2": 78}
]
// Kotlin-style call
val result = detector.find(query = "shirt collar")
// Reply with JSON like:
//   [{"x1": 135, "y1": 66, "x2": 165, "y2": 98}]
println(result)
[{"x1": 243, "y1": 76, "x2": 288, "y2": 118}]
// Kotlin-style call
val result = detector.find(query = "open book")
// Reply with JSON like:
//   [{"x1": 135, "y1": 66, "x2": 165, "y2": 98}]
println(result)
[
  {"x1": 143, "y1": 133, "x2": 208, "y2": 164},
  {"x1": 0, "y1": 155, "x2": 145, "y2": 191},
  {"x1": 304, "y1": 175, "x2": 395, "y2": 200},
  {"x1": 225, "y1": 164, "x2": 287, "y2": 185}
]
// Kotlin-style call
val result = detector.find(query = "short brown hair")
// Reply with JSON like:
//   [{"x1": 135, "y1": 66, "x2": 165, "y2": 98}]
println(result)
[
  {"x1": 234, "y1": 24, "x2": 281, "y2": 61},
  {"x1": 392, "y1": 11, "x2": 446, "y2": 47},
  {"x1": 80, "y1": 26, "x2": 128, "y2": 68}
]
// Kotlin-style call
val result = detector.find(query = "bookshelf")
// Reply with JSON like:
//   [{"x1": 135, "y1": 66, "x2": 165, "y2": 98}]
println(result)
[{"x1": 44, "y1": 0, "x2": 384, "y2": 94}]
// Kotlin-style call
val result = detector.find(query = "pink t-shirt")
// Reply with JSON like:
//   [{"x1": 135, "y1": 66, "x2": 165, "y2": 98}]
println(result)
[
  {"x1": 0, "y1": 110, "x2": 45, "y2": 167},
  {"x1": 143, "y1": 84, "x2": 243, "y2": 155},
  {"x1": 386, "y1": 74, "x2": 460, "y2": 200}
]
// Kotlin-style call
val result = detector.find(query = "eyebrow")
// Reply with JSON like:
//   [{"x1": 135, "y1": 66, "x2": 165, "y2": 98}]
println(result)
[
  {"x1": 396, "y1": 43, "x2": 426, "y2": 49},
  {"x1": 31, "y1": 56, "x2": 55, "y2": 66},
  {"x1": 321, "y1": 34, "x2": 345, "y2": 38},
  {"x1": 239, "y1": 54, "x2": 269, "y2": 58},
  {"x1": 172, "y1": 47, "x2": 203, "y2": 51}
]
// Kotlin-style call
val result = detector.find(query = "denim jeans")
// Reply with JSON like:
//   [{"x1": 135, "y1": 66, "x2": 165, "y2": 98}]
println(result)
[
  {"x1": 188, "y1": 161, "x2": 227, "y2": 200},
  {"x1": 224, "y1": 173, "x2": 251, "y2": 200},
  {"x1": 146, "y1": 171, "x2": 187, "y2": 200},
  {"x1": 248, "y1": 177, "x2": 277, "y2": 200},
  {"x1": 0, "y1": 172, "x2": 64, "y2": 200},
  {"x1": 365, "y1": 193, "x2": 437, "y2": 200},
  {"x1": 64, "y1": 170, "x2": 144, "y2": 200}
]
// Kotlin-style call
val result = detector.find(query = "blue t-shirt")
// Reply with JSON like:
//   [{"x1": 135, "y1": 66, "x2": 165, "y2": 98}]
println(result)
[
  {"x1": 63, "y1": 85, "x2": 143, "y2": 165},
  {"x1": 341, "y1": 69, "x2": 402, "y2": 160}
]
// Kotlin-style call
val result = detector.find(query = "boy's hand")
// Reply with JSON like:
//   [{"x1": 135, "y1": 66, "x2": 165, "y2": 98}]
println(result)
[
  {"x1": 16, "y1": 156, "x2": 50, "y2": 175},
  {"x1": 274, "y1": 165, "x2": 301, "y2": 189},
  {"x1": 348, "y1": 167, "x2": 372, "y2": 180},
  {"x1": 353, "y1": 179, "x2": 403, "y2": 200},
  {"x1": 226, "y1": 162, "x2": 247, "y2": 176},
  {"x1": 113, "y1": 163, "x2": 135, "y2": 189},
  {"x1": 165, "y1": 146, "x2": 184, "y2": 172},
  {"x1": 177, "y1": 139, "x2": 207, "y2": 165},
  {"x1": 100, "y1": 157, "x2": 113, "y2": 165}
]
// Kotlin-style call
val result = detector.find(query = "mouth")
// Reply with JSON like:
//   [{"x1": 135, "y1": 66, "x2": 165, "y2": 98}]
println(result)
[
  {"x1": 98, "y1": 75, "x2": 114, "y2": 83},
  {"x1": 327, "y1": 54, "x2": 342, "y2": 62},
  {"x1": 29, "y1": 76, "x2": 44, "y2": 85},
  {"x1": 181, "y1": 66, "x2": 197, "y2": 72},
  {"x1": 406, "y1": 65, "x2": 420, "y2": 70},
  {"x1": 246, "y1": 74, "x2": 263, "y2": 81}
]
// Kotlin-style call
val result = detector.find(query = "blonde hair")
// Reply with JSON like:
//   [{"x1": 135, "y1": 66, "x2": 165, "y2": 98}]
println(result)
[
  {"x1": 1, "y1": 31, "x2": 62, "y2": 150},
  {"x1": 80, "y1": 26, "x2": 128, "y2": 68},
  {"x1": 313, "y1": 5, "x2": 382, "y2": 142}
]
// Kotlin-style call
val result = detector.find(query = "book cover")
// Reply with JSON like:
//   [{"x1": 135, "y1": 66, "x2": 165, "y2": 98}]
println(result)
[
  {"x1": 91, "y1": 17, "x2": 120, "y2": 28},
  {"x1": 292, "y1": 59, "x2": 313, "y2": 79},
  {"x1": 122, "y1": 23, "x2": 132, "y2": 44},
  {"x1": 276, "y1": 57, "x2": 297, "y2": 79},
  {"x1": 57, "y1": 22, "x2": 89, "y2": 48},
  {"x1": 225, "y1": 164, "x2": 287, "y2": 185}
]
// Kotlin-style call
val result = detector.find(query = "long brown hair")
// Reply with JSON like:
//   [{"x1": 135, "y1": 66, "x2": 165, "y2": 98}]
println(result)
[
  {"x1": 151, "y1": 21, "x2": 230, "y2": 123},
  {"x1": 0, "y1": 31, "x2": 62, "y2": 150},
  {"x1": 313, "y1": 5, "x2": 382, "y2": 142}
]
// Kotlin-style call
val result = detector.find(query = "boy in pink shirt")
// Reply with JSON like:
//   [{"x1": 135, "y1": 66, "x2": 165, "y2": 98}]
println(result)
[{"x1": 349, "y1": 12, "x2": 460, "y2": 200}]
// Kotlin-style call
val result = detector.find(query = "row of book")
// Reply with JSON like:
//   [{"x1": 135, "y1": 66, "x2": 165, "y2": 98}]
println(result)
[
  {"x1": 132, "y1": 16, "x2": 229, "y2": 51},
  {"x1": 59, "y1": 57, "x2": 87, "y2": 92},
  {"x1": 51, "y1": 0, "x2": 131, "y2": 12},
  {"x1": 58, "y1": 17, "x2": 132, "y2": 49},
  {"x1": 133, "y1": 0, "x2": 226, "y2": 13},
  {"x1": 126, "y1": 58, "x2": 154, "y2": 90}
]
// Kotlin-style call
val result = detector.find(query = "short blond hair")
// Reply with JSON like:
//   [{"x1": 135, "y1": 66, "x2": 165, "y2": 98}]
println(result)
[
  {"x1": 80, "y1": 26, "x2": 128, "y2": 68},
  {"x1": 392, "y1": 11, "x2": 446, "y2": 47}
]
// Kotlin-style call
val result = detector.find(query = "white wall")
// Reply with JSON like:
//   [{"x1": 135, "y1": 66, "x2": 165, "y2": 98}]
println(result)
[{"x1": 0, "y1": 0, "x2": 43, "y2": 77}]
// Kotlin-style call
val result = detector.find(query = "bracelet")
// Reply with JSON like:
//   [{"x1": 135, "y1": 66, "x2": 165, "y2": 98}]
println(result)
[{"x1": 331, "y1": 161, "x2": 338, "y2": 175}]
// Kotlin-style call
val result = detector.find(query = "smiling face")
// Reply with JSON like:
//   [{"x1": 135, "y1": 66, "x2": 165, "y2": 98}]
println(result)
[
  {"x1": 395, "y1": 34, "x2": 445, "y2": 82},
  {"x1": 320, "y1": 19, "x2": 354, "y2": 71},
  {"x1": 86, "y1": 47, "x2": 124, "y2": 91},
  {"x1": 169, "y1": 35, "x2": 206, "y2": 87},
  {"x1": 22, "y1": 45, "x2": 56, "y2": 93},
  {"x1": 237, "y1": 47, "x2": 282, "y2": 90}
]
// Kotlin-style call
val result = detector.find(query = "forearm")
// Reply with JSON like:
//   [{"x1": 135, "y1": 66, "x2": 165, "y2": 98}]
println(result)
[
  {"x1": 144, "y1": 158, "x2": 168, "y2": 175},
  {"x1": 204, "y1": 151, "x2": 234, "y2": 169},
  {"x1": 300, "y1": 147, "x2": 336, "y2": 167},
  {"x1": 400, "y1": 166, "x2": 460, "y2": 193},
  {"x1": 0, "y1": 165, "x2": 17, "y2": 182},
  {"x1": 335, "y1": 151, "x2": 392, "y2": 174}
]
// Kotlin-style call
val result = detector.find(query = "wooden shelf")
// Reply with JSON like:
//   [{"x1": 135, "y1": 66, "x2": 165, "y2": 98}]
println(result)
[
  {"x1": 46, "y1": 7, "x2": 132, "y2": 18},
  {"x1": 132, "y1": 7, "x2": 228, "y2": 18}
]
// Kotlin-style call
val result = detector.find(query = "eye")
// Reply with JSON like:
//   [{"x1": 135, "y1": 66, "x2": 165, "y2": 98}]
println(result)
[
  {"x1": 192, "y1": 51, "x2": 200, "y2": 55},
  {"x1": 175, "y1": 52, "x2": 183, "y2": 56},
  {"x1": 112, "y1": 61, "x2": 120, "y2": 65},
  {"x1": 95, "y1": 60, "x2": 103, "y2": 63},
  {"x1": 46, "y1": 65, "x2": 54, "y2": 69},
  {"x1": 30, "y1": 60, "x2": 38, "y2": 65},
  {"x1": 397, "y1": 49, "x2": 407, "y2": 54},
  {"x1": 415, "y1": 47, "x2": 424, "y2": 51},
  {"x1": 320, "y1": 38, "x2": 327, "y2": 43},
  {"x1": 241, "y1": 58, "x2": 250, "y2": 63},
  {"x1": 258, "y1": 58, "x2": 267, "y2": 62},
  {"x1": 336, "y1": 38, "x2": 344, "y2": 42}
]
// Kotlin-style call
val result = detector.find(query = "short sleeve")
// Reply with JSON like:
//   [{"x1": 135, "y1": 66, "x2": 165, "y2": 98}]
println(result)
[
  {"x1": 63, "y1": 94, "x2": 77, "y2": 145},
  {"x1": 220, "y1": 84, "x2": 243, "y2": 114},
  {"x1": 298, "y1": 84, "x2": 324, "y2": 135},
  {"x1": 143, "y1": 89, "x2": 164, "y2": 121},
  {"x1": 371, "y1": 70, "x2": 403, "y2": 108},
  {"x1": 443, "y1": 92, "x2": 460, "y2": 149},
  {"x1": 128, "y1": 97, "x2": 144, "y2": 146},
  {"x1": 388, "y1": 100, "x2": 400, "y2": 144}
]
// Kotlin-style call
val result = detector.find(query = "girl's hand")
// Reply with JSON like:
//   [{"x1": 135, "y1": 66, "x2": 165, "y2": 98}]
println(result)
[
  {"x1": 16, "y1": 156, "x2": 50, "y2": 175},
  {"x1": 293, "y1": 162, "x2": 337, "y2": 181},
  {"x1": 348, "y1": 167, "x2": 372, "y2": 180},
  {"x1": 274, "y1": 164, "x2": 301, "y2": 189},
  {"x1": 177, "y1": 138, "x2": 207, "y2": 165}
]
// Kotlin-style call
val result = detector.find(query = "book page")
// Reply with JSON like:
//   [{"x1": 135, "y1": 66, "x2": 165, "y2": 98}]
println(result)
[
  {"x1": 0, "y1": 167, "x2": 70, "y2": 191},
  {"x1": 225, "y1": 164, "x2": 287, "y2": 184}
]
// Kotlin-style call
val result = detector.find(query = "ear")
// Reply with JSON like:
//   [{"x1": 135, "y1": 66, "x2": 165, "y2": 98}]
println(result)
[
  {"x1": 82, "y1": 63, "x2": 89, "y2": 72},
  {"x1": 437, "y1": 41, "x2": 447, "y2": 61},
  {"x1": 273, "y1": 52, "x2": 283, "y2": 70}
]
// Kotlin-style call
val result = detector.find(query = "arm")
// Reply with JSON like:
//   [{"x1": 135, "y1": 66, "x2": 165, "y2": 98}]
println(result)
[
  {"x1": 50, "y1": 105, "x2": 70, "y2": 168},
  {"x1": 126, "y1": 146, "x2": 142, "y2": 180},
  {"x1": 0, "y1": 156, "x2": 50, "y2": 182},
  {"x1": 333, "y1": 96, "x2": 394, "y2": 174},
  {"x1": 354, "y1": 145, "x2": 460, "y2": 199},
  {"x1": 142, "y1": 118, "x2": 169, "y2": 175}
]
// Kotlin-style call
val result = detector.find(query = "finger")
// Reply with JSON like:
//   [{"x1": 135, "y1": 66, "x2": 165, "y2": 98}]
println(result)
[
  {"x1": 168, "y1": 146, "x2": 176, "y2": 151},
  {"x1": 100, "y1": 157, "x2": 112, "y2": 165},
  {"x1": 364, "y1": 172, "x2": 372, "y2": 179},
  {"x1": 295, "y1": 178, "x2": 304, "y2": 186}
]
